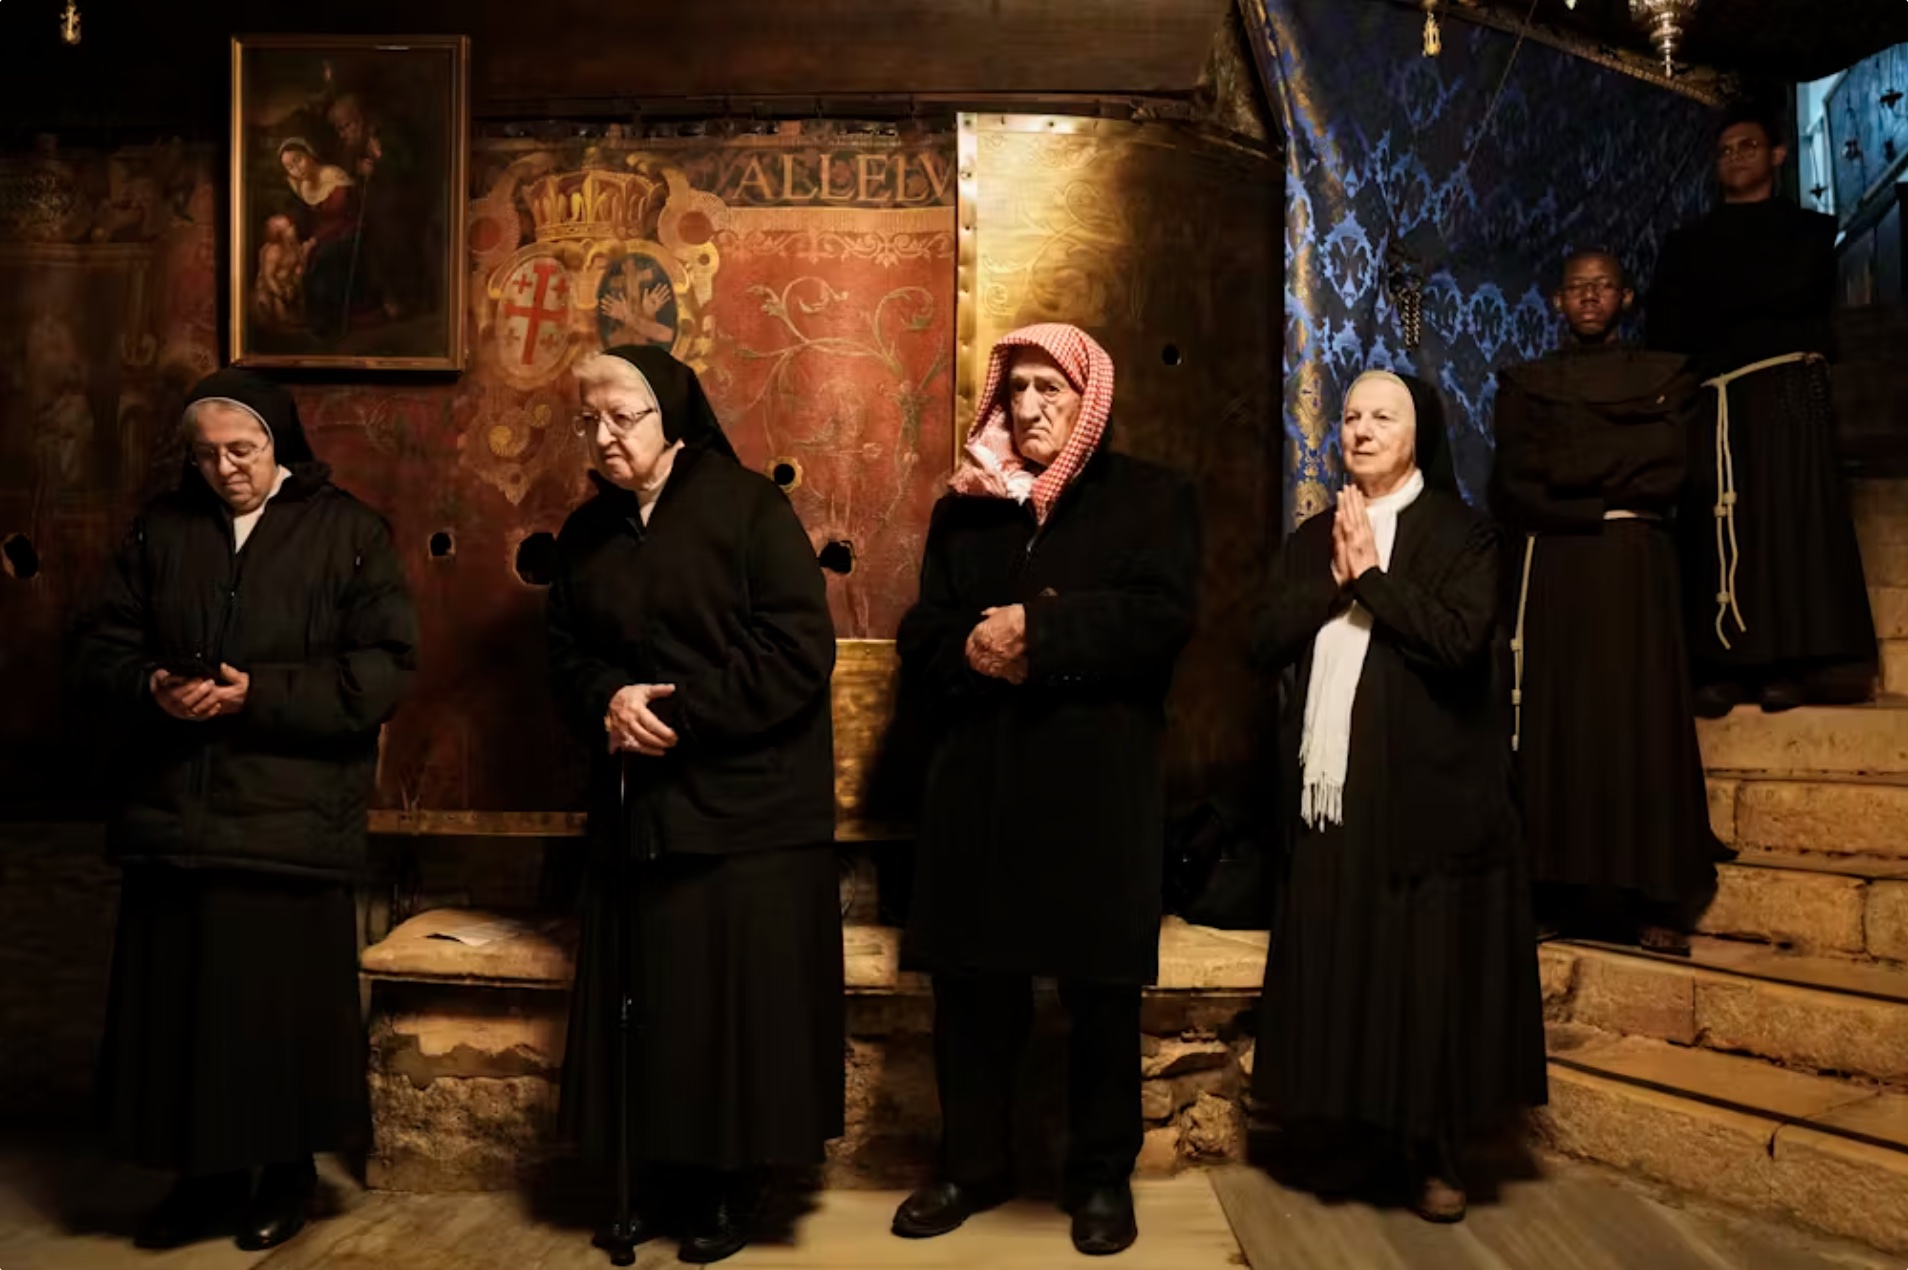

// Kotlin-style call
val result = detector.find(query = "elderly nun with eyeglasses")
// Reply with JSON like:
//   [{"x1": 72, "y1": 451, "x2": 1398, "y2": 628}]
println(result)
[
  {"x1": 546, "y1": 345, "x2": 844, "y2": 1266},
  {"x1": 68, "y1": 368, "x2": 418, "y2": 1254}
]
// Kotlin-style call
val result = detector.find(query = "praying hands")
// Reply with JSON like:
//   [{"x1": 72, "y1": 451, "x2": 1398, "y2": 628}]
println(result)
[{"x1": 1331, "y1": 485, "x2": 1380, "y2": 587}]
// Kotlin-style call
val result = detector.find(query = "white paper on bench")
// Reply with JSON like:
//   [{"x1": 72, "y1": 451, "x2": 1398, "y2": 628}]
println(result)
[{"x1": 424, "y1": 915, "x2": 532, "y2": 947}]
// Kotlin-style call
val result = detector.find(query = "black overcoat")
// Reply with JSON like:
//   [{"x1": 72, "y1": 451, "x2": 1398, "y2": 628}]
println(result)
[
  {"x1": 67, "y1": 385, "x2": 417, "y2": 880},
  {"x1": 547, "y1": 444, "x2": 837, "y2": 857},
  {"x1": 897, "y1": 445, "x2": 1200, "y2": 984}
]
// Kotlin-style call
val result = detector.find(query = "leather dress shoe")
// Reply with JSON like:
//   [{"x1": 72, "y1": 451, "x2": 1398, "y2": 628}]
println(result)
[
  {"x1": 1069, "y1": 1182, "x2": 1138, "y2": 1256},
  {"x1": 891, "y1": 1177, "x2": 1013, "y2": 1239},
  {"x1": 679, "y1": 1180, "x2": 758, "y2": 1265},
  {"x1": 1693, "y1": 682, "x2": 1744, "y2": 718},
  {"x1": 234, "y1": 1158, "x2": 316, "y2": 1252},
  {"x1": 1760, "y1": 680, "x2": 1807, "y2": 713},
  {"x1": 133, "y1": 1171, "x2": 248, "y2": 1250}
]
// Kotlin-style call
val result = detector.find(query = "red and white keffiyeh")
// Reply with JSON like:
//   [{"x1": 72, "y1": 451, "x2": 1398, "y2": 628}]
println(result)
[{"x1": 948, "y1": 323, "x2": 1114, "y2": 524}]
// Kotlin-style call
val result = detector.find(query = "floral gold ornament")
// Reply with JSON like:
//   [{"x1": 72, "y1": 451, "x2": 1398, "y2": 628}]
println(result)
[
  {"x1": 1628, "y1": 0, "x2": 1697, "y2": 76},
  {"x1": 60, "y1": 0, "x2": 80, "y2": 45},
  {"x1": 1422, "y1": 0, "x2": 1443, "y2": 56}
]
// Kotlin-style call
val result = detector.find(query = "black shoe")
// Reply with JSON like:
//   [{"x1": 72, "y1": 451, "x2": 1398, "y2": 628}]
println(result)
[
  {"x1": 679, "y1": 1181, "x2": 758, "y2": 1265},
  {"x1": 234, "y1": 1158, "x2": 316, "y2": 1252},
  {"x1": 592, "y1": 1214, "x2": 656, "y2": 1267},
  {"x1": 1760, "y1": 681, "x2": 1806, "y2": 713},
  {"x1": 1069, "y1": 1182, "x2": 1138, "y2": 1256},
  {"x1": 133, "y1": 1172, "x2": 248, "y2": 1250},
  {"x1": 1693, "y1": 682, "x2": 1744, "y2": 718},
  {"x1": 891, "y1": 1177, "x2": 1013, "y2": 1239}
]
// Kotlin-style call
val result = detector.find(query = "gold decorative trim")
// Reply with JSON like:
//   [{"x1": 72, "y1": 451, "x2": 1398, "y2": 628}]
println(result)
[
  {"x1": 953, "y1": 112, "x2": 980, "y2": 467},
  {"x1": 1436, "y1": 4, "x2": 1729, "y2": 105}
]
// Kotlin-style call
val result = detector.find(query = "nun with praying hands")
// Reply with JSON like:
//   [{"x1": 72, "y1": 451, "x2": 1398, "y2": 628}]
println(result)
[{"x1": 1250, "y1": 370, "x2": 1547, "y2": 1224}]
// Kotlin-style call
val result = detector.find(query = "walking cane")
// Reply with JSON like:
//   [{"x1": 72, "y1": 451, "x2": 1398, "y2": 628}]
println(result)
[{"x1": 598, "y1": 752, "x2": 639, "y2": 1266}]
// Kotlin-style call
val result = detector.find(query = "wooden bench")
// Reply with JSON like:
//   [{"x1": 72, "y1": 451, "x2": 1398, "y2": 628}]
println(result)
[{"x1": 361, "y1": 910, "x2": 1268, "y2": 1192}]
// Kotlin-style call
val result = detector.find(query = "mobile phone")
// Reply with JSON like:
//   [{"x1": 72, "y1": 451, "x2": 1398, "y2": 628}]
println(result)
[{"x1": 155, "y1": 655, "x2": 218, "y2": 681}]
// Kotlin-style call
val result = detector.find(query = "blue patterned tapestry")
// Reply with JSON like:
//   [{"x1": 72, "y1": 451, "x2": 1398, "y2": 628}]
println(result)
[{"x1": 1241, "y1": 0, "x2": 1716, "y2": 523}]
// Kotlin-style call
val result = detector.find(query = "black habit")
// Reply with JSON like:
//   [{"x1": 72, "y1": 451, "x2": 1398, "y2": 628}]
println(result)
[
  {"x1": 68, "y1": 368, "x2": 418, "y2": 1175},
  {"x1": 548, "y1": 347, "x2": 844, "y2": 1172},
  {"x1": 1647, "y1": 199, "x2": 1876, "y2": 693},
  {"x1": 1490, "y1": 345, "x2": 1724, "y2": 921},
  {"x1": 1253, "y1": 398, "x2": 1546, "y2": 1144},
  {"x1": 897, "y1": 436, "x2": 1198, "y2": 1190}
]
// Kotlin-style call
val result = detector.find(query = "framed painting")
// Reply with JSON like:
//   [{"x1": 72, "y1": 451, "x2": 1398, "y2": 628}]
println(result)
[{"x1": 230, "y1": 35, "x2": 468, "y2": 370}]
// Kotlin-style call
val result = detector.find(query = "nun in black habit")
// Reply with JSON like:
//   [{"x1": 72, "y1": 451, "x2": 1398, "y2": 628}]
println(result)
[
  {"x1": 547, "y1": 346, "x2": 844, "y2": 1266},
  {"x1": 1253, "y1": 370, "x2": 1547, "y2": 1224},
  {"x1": 68, "y1": 369, "x2": 418, "y2": 1253}
]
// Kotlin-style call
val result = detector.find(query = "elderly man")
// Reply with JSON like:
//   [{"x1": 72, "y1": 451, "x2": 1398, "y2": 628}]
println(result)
[
  {"x1": 69, "y1": 368, "x2": 417, "y2": 1254},
  {"x1": 892, "y1": 324, "x2": 1200, "y2": 1256}
]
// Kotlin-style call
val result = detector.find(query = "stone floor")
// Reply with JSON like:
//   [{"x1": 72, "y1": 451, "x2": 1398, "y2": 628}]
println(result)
[{"x1": 0, "y1": 1140, "x2": 1896, "y2": 1269}]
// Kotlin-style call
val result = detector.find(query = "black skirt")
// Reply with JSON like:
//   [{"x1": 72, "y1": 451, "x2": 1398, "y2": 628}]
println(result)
[
  {"x1": 97, "y1": 864, "x2": 366, "y2": 1176},
  {"x1": 1254, "y1": 823, "x2": 1548, "y2": 1143},
  {"x1": 1519, "y1": 519, "x2": 1723, "y2": 910},
  {"x1": 560, "y1": 844, "x2": 846, "y2": 1172},
  {"x1": 1682, "y1": 359, "x2": 1876, "y2": 680}
]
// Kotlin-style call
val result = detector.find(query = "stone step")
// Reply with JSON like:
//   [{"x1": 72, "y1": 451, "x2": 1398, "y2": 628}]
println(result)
[
  {"x1": 1539, "y1": 1023, "x2": 1908, "y2": 1253},
  {"x1": 1699, "y1": 849, "x2": 1908, "y2": 959},
  {"x1": 1698, "y1": 703, "x2": 1908, "y2": 776},
  {"x1": 1707, "y1": 774, "x2": 1908, "y2": 858},
  {"x1": 1540, "y1": 936, "x2": 1908, "y2": 1085}
]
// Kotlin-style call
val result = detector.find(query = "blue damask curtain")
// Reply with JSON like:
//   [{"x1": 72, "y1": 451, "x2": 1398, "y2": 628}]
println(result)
[{"x1": 1240, "y1": 0, "x2": 1717, "y2": 523}]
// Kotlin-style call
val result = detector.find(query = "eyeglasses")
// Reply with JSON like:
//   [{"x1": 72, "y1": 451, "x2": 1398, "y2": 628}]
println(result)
[
  {"x1": 1559, "y1": 280, "x2": 1622, "y2": 298},
  {"x1": 573, "y1": 408, "x2": 657, "y2": 439},
  {"x1": 191, "y1": 441, "x2": 266, "y2": 466},
  {"x1": 1718, "y1": 138, "x2": 1767, "y2": 161}
]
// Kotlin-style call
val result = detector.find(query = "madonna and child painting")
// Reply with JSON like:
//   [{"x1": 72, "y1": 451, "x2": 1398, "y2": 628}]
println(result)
[{"x1": 231, "y1": 36, "x2": 467, "y2": 370}]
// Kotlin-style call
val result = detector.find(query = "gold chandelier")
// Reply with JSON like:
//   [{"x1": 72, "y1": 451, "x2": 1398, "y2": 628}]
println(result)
[
  {"x1": 1421, "y1": 0, "x2": 1700, "y2": 77},
  {"x1": 1629, "y1": 0, "x2": 1698, "y2": 75}
]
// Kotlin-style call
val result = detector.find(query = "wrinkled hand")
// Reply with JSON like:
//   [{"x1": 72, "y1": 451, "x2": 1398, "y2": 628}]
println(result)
[
  {"x1": 605, "y1": 683, "x2": 678, "y2": 757},
  {"x1": 150, "y1": 663, "x2": 249, "y2": 722},
  {"x1": 965, "y1": 604, "x2": 1028, "y2": 682},
  {"x1": 1334, "y1": 486, "x2": 1379, "y2": 583}
]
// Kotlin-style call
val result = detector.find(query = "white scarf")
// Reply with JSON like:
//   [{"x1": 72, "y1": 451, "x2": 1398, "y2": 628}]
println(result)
[{"x1": 1298, "y1": 468, "x2": 1426, "y2": 830}]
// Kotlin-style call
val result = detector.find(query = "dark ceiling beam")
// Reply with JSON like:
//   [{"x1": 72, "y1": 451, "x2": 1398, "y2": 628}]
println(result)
[{"x1": 0, "y1": 0, "x2": 1234, "y2": 135}]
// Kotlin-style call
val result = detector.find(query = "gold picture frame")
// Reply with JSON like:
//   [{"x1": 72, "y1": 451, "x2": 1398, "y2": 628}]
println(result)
[{"x1": 229, "y1": 34, "x2": 469, "y2": 370}]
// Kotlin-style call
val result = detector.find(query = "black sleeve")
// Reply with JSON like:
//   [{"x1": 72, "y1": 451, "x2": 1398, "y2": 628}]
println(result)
[
  {"x1": 243, "y1": 513, "x2": 419, "y2": 742},
  {"x1": 1351, "y1": 515, "x2": 1501, "y2": 676},
  {"x1": 1487, "y1": 380, "x2": 1605, "y2": 532},
  {"x1": 1251, "y1": 516, "x2": 1343, "y2": 674},
  {"x1": 896, "y1": 497, "x2": 988, "y2": 705},
  {"x1": 66, "y1": 518, "x2": 161, "y2": 713},
  {"x1": 1024, "y1": 477, "x2": 1200, "y2": 685},
  {"x1": 1552, "y1": 418, "x2": 1686, "y2": 507},
  {"x1": 648, "y1": 484, "x2": 837, "y2": 748},
  {"x1": 546, "y1": 531, "x2": 634, "y2": 744}
]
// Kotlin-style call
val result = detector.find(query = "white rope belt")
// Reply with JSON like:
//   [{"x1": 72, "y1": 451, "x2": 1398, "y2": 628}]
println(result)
[
  {"x1": 1512, "y1": 533, "x2": 1534, "y2": 752},
  {"x1": 1702, "y1": 351, "x2": 1824, "y2": 650}
]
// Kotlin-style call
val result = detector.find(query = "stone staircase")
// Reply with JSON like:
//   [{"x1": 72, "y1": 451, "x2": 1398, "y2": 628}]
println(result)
[{"x1": 1534, "y1": 478, "x2": 1908, "y2": 1254}]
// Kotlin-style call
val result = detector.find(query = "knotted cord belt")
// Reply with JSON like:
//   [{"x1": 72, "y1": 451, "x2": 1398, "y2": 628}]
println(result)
[
  {"x1": 1702, "y1": 351, "x2": 1825, "y2": 650},
  {"x1": 1510, "y1": 510, "x2": 1663, "y2": 753}
]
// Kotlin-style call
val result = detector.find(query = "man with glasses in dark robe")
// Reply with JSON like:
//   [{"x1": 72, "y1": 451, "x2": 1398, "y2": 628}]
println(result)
[{"x1": 1647, "y1": 103, "x2": 1876, "y2": 715}]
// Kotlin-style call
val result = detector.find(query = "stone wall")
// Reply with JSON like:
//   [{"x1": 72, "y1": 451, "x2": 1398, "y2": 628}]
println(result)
[{"x1": 365, "y1": 976, "x2": 1259, "y2": 1193}]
